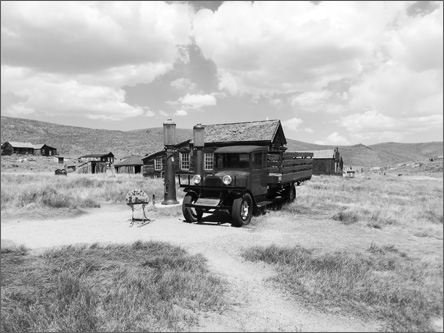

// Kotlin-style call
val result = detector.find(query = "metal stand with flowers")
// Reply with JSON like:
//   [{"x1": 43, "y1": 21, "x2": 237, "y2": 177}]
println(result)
[{"x1": 125, "y1": 189, "x2": 153, "y2": 227}]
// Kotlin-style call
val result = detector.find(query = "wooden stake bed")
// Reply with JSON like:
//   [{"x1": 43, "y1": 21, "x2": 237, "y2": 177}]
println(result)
[{"x1": 267, "y1": 170, "x2": 313, "y2": 184}]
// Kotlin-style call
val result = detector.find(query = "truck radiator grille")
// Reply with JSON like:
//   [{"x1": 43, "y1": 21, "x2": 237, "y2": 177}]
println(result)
[
  {"x1": 204, "y1": 177, "x2": 222, "y2": 187},
  {"x1": 202, "y1": 190, "x2": 221, "y2": 198}
]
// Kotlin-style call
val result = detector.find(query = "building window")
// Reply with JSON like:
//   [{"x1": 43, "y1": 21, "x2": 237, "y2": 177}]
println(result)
[
  {"x1": 180, "y1": 152, "x2": 190, "y2": 170},
  {"x1": 204, "y1": 153, "x2": 214, "y2": 170},
  {"x1": 155, "y1": 158, "x2": 163, "y2": 171}
]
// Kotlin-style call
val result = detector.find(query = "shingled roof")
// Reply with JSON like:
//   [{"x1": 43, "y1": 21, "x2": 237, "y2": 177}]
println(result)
[
  {"x1": 114, "y1": 156, "x2": 143, "y2": 167},
  {"x1": 6, "y1": 142, "x2": 35, "y2": 148},
  {"x1": 202, "y1": 119, "x2": 285, "y2": 145}
]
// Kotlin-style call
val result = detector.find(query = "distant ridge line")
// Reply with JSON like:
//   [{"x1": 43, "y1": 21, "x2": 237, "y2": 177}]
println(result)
[{"x1": 1, "y1": 116, "x2": 442, "y2": 167}]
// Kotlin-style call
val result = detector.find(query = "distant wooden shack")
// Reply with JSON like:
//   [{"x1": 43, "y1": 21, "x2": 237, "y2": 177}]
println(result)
[
  {"x1": 142, "y1": 119, "x2": 287, "y2": 178},
  {"x1": 77, "y1": 152, "x2": 114, "y2": 174},
  {"x1": 54, "y1": 156, "x2": 65, "y2": 164},
  {"x1": 114, "y1": 156, "x2": 143, "y2": 174},
  {"x1": 33, "y1": 144, "x2": 58, "y2": 156},
  {"x1": 299, "y1": 148, "x2": 343, "y2": 175},
  {"x1": 1, "y1": 142, "x2": 35, "y2": 155},
  {"x1": 1, "y1": 141, "x2": 58, "y2": 156}
]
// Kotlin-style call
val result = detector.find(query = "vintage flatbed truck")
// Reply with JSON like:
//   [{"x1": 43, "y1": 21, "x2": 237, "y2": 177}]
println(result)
[{"x1": 179, "y1": 145, "x2": 313, "y2": 227}]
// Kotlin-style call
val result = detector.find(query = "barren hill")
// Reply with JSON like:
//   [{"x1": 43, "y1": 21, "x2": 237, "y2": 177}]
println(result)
[
  {"x1": 1, "y1": 116, "x2": 192, "y2": 159},
  {"x1": 1, "y1": 116, "x2": 442, "y2": 167}
]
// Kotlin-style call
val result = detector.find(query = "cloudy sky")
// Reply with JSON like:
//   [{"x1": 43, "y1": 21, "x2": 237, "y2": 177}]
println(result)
[{"x1": 1, "y1": 1, "x2": 442, "y2": 145}]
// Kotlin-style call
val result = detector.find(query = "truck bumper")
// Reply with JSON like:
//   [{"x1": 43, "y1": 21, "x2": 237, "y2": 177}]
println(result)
[{"x1": 184, "y1": 198, "x2": 231, "y2": 211}]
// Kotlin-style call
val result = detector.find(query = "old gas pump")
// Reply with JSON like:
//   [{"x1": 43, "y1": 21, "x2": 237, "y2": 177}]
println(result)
[
  {"x1": 161, "y1": 119, "x2": 179, "y2": 205},
  {"x1": 193, "y1": 123, "x2": 205, "y2": 177}
]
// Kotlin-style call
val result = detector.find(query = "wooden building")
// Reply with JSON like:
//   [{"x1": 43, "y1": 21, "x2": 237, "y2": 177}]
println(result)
[
  {"x1": 299, "y1": 148, "x2": 343, "y2": 175},
  {"x1": 77, "y1": 152, "x2": 114, "y2": 174},
  {"x1": 1, "y1": 142, "x2": 35, "y2": 155},
  {"x1": 54, "y1": 156, "x2": 65, "y2": 164},
  {"x1": 142, "y1": 140, "x2": 191, "y2": 178},
  {"x1": 114, "y1": 156, "x2": 144, "y2": 174},
  {"x1": 1, "y1": 141, "x2": 58, "y2": 156},
  {"x1": 142, "y1": 119, "x2": 287, "y2": 178},
  {"x1": 33, "y1": 144, "x2": 58, "y2": 156}
]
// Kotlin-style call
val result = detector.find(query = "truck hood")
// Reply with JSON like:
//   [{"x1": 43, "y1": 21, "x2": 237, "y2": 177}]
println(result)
[{"x1": 214, "y1": 170, "x2": 249, "y2": 178}]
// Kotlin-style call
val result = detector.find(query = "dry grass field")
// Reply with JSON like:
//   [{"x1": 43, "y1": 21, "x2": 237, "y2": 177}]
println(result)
[{"x1": 1, "y1": 159, "x2": 443, "y2": 332}]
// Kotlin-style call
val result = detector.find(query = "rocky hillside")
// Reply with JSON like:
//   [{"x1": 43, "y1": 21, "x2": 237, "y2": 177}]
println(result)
[
  {"x1": 1, "y1": 116, "x2": 192, "y2": 159},
  {"x1": 1, "y1": 116, "x2": 442, "y2": 168}
]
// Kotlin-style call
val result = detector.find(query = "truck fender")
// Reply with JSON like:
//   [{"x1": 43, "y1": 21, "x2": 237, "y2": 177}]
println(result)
[
  {"x1": 183, "y1": 188, "x2": 199, "y2": 196},
  {"x1": 231, "y1": 190, "x2": 258, "y2": 212}
]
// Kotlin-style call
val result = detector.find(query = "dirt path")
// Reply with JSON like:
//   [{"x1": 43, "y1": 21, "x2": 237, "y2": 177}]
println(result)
[{"x1": 2, "y1": 203, "x2": 442, "y2": 331}]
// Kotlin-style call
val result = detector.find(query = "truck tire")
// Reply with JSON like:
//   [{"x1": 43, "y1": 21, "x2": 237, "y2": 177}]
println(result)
[
  {"x1": 182, "y1": 193, "x2": 203, "y2": 223},
  {"x1": 231, "y1": 193, "x2": 253, "y2": 227},
  {"x1": 284, "y1": 183, "x2": 296, "y2": 203}
]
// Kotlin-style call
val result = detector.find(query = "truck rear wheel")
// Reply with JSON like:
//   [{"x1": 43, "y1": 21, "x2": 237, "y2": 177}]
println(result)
[
  {"x1": 284, "y1": 183, "x2": 296, "y2": 203},
  {"x1": 182, "y1": 193, "x2": 203, "y2": 223},
  {"x1": 231, "y1": 193, "x2": 253, "y2": 227}
]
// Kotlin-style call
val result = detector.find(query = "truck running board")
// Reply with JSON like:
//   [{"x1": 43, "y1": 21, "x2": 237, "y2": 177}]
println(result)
[{"x1": 256, "y1": 200, "x2": 274, "y2": 208}]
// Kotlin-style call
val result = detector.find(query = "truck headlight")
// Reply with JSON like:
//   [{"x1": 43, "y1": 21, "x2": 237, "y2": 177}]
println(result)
[
  {"x1": 222, "y1": 175, "x2": 232, "y2": 185},
  {"x1": 192, "y1": 174, "x2": 201, "y2": 185}
]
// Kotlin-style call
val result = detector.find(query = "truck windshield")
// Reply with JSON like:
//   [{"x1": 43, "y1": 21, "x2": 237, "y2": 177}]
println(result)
[{"x1": 215, "y1": 153, "x2": 250, "y2": 169}]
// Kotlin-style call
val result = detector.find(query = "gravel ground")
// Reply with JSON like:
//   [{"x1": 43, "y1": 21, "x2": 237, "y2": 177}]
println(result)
[{"x1": 2, "y1": 201, "x2": 442, "y2": 332}]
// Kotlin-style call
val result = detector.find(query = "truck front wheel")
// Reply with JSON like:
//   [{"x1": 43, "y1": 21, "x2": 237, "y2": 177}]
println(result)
[
  {"x1": 182, "y1": 193, "x2": 203, "y2": 223},
  {"x1": 231, "y1": 193, "x2": 253, "y2": 227}
]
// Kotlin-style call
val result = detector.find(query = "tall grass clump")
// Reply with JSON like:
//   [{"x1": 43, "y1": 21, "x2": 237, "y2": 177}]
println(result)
[
  {"x1": 1, "y1": 173, "x2": 178, "y2": 214},
  {"x1": 281, "y1": 175, "x2": 443, "y2": 237},
  {"x1": 243, "y1": 244, "x2": 443, "y2": 332},
  {"x1": 1, "y1": 241, "x2": 227, "y2": 332}
]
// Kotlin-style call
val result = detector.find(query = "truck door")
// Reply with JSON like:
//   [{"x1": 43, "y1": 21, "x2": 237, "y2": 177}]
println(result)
[{"x1": 250, "y1": 152, "x2": 268, "y2": 198}]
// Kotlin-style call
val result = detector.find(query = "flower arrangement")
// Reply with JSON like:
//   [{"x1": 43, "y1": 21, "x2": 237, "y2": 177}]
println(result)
[{"x1": 126, "y1": 189, "x2": 150, "y2": 205}]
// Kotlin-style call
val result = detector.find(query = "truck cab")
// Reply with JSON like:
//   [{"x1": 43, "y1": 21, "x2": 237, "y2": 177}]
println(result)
[{"x1": 179, "y1": 145, "x2": 313, "y2": 227}]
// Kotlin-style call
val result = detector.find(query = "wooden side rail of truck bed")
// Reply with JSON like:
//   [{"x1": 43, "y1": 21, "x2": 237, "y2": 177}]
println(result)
[{"x1": 267, "y1": 151, "x2": 313, "y2": 184}]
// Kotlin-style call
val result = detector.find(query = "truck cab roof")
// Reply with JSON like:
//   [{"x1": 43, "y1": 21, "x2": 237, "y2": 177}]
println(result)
[{"x1": 214, "y1": 145, "x2": 268, "y2": 154}]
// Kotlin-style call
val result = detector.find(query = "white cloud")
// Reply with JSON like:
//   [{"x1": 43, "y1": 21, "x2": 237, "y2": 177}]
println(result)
[
  {"x1": 193, "y1": 2, "x2": 408, "y2": 94},
  {"x1": 304, "y1": 128, "x2": 314, "y2": 133},
  {"x1": 0, "y1": 1, "x2": 195, "y2": 120},
  {"x1": 6, "y1": 102, "x2": 35, "y2": 115},
  {"x1": 217, "y1": 70, "x2": 242, "y2": 95},
  {"x1": 339, "y1": 110, "x2": 443, "y2": 142},
  {"x1": 174, "y1": 109, "x2": 188, "y2": 116},
  {"x1": 290, "y1": 90, "x2": 347, "y2": 114},
  {"x1": 159, "y1": 110, "x2": 169, "y2": 117},
  {"x1": 1, "y1": 2, "x2": 194, "y2": 75},
  {"x1": 178, "y1": 93, "x2": 217, "y2": 109},
  {"x1": 389, "y1": 4, "x2": 443, "y2": 72},
  {"x1": 348, "y1": 64, "x2": 443, "y2": 118},
  {"x1": 193, "y1": 1, "x2": 442, "y2": 141},
  {"x1": 142, "y1": 107, "x2": 155, "y2": 117},
  {"x1": 282, "y1": 117, "x2": 304, "y2": 132},
  {"x1": 315, "y1": 132, "x2": 351, "y2": 145},
  {"x1": 340, "y1": 110, "x2": 396, "y2": 132},
  {"x1": 3, "y1": 79, "x2": 144, "y2": 121},
  {"x1": 170, "y1": 78, "x2": 197, "y2": 90}
]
